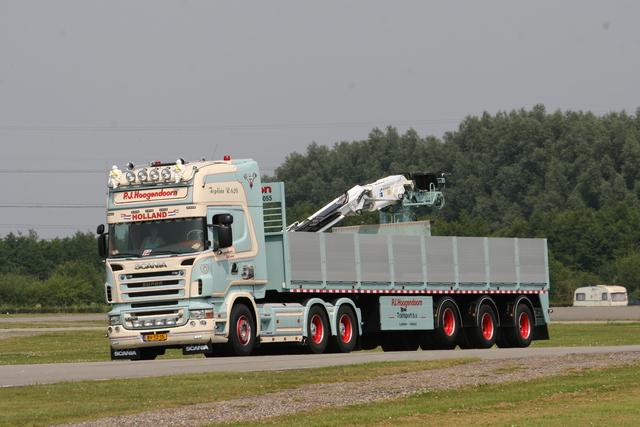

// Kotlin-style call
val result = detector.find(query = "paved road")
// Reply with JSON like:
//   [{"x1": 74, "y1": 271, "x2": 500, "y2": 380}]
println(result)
[
  {"x1": 2, "y1": 345, "x2": 640, "y2": 388},
  {"x1": 2, "y1": 308, "x2": 640, "y2": 388}
]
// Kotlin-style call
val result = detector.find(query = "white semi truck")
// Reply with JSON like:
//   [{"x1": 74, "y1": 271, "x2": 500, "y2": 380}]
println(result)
[{"x1": 98, "y1": 156, "x2": 550, "y2": 360}]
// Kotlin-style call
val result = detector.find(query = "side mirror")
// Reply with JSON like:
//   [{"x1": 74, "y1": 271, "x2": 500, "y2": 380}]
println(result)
[
  {"x1": 212, "y1": 214, "x2": 234, "y2": 249},
  {"x1": 217, "y1": 224, "x2": 233, "y2": 249},
  {"x1": 96, "y1": 224, "x2": 105, "y2": 235},
  {"x1": 219, "y1": 214, "x2": 233, "y2": 225},
  {"x1": 97, "y1": 232, "x2": 108, "y2": 258}
]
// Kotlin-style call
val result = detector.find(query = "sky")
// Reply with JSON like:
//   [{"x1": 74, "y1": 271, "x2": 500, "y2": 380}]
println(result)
[{"x1": 1, "y1": 1, "x2": 640, "y2": 240}]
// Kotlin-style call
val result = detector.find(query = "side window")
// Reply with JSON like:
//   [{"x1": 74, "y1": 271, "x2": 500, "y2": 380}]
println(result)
[
  {"x1": 229, "y1": 209, "x2": 251, "y2": 252},
  {"x1": 575, "y1": 293, "x2": 585, "y2": 301},
  {"x1": 602, "y1": 292, "x2": 608, "y2": 301}
]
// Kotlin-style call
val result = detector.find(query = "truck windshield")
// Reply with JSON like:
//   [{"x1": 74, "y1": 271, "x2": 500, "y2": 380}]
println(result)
[{"x1": 108, "y1": 217, "x2": 206, "y2": 258}]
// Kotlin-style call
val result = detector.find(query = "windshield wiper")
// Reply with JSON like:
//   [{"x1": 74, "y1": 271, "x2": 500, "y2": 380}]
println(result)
[{"x1": 109, "y1": 251, "x2": 142, "y2": 259}]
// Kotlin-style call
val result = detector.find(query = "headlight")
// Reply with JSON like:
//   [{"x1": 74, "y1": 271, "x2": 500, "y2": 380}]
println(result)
[
  {"x1": 133, "y1": 320, "x2": 143, "y2": 327},
  {"x1": 109, "y1": 316, "x2": 122, "y2": 326},
  {"x1": 154, "y1": 319, "x2": 165, "y2": 326},
  {"x1": 125, "y1": 171, "x2": 136, "y2": 183},
  {"x1": 143, "y1": 319, "x2": 154, "y2": 327},
  {"x1": 161, "y1": 167, "x2": 172, "y2": 180},
  {"x1": 190, "y1": 309, "x2": 213, "y2": 320},
  {"x1": 165, "y1": 319, "x2": 176, "y2": 326},
  {"x1": 137, "y1": 170, "x2": 148, "y2": 182},
  {"x1": 149, "y1": 169, "x2": 160, "y2": 181}
]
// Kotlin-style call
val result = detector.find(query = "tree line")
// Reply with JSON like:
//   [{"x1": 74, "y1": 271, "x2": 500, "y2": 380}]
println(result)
[
  {"x1": 272, "y1": 105, "x2": 640, "y2": 304},
  {"x1": 0, "y1": 231, "x2": 105, "y2": 312}
]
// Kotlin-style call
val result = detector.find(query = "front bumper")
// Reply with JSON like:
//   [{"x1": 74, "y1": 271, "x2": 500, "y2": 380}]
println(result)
[{"x1": 107, "y1": 318, "x2": 225, "y2": 350}]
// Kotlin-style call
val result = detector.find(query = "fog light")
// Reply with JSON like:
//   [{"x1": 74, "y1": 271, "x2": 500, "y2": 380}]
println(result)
[
  {"x1": 125, "y1": 171, "x2": 136, "y2": 183},
  {"x1": 200, "y1": 320, "x2": 207, "y2": 326},
  {"x1": 149, "y1": 169, "x2": 160, "y2": 181},
  {"x1": 137, "y1": 170, "x2": 148, "y2": 182},
  {"x1": 115, "y1": 326, "x2": 120, "y2": 333},
  {"x1": 190, "y1": 321, "x2": 196, "y2": 327}
]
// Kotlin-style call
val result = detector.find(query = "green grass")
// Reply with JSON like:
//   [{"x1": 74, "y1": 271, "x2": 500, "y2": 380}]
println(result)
[
  {"x1": 241, "y1": 361, "x2": 640, "y2": 427},
  {"x1": 0, "y1": 359, "x2": 474, "y2": 427}
]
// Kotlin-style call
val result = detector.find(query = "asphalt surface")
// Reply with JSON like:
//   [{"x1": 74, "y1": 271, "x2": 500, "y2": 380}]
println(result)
[{"x1": 1, "y1": 307, "x2": 640, "y2": 388}]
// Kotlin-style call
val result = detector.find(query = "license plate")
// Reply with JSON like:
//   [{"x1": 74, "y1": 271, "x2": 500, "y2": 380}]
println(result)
[{"x1": 143, "y1": 333, "x2": 167, "y2": 342}]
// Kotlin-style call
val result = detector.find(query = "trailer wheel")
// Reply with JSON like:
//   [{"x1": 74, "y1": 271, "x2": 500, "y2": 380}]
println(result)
[
  {"x1": 465, "y1": 304, "x2": 498, "y2": 349},
  {"x1": 427, "y1": 300, "x2": 459, "y2": 349},
  {"x1": 330, "y1": 305, "x2": 358, "y2": 353},
  {"x1": 225, "y1": 304, "x2": 255, "y2": 356},
  {"x1": 306, "y1": 305, "x2": 329, "y2": 354},
  {"x1": 503, "y1": 304, "x2": 534, "y2": 348}
]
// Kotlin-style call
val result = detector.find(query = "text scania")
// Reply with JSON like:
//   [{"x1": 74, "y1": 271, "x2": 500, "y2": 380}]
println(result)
[
  {"x1": 135, "y1": 261, "x2": 168, "y2": 270},
  {"x1": 123, "y1": 189, "x2": 179, "y2": 201}
]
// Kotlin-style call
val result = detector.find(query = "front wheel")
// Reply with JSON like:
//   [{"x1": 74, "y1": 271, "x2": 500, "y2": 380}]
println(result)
[{"x1": 225, "y1": 304, "x2": 255, "y2": 356}]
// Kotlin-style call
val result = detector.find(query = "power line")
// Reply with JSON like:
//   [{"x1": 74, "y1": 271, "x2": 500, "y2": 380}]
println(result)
[{"x1": 0, "y1": 118, "x2": 460, "y2": 132}]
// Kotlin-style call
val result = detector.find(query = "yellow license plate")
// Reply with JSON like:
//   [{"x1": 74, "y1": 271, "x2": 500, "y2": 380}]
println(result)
[{"x1": 143, "y1": 333, "x2": 167, "y2": 342}]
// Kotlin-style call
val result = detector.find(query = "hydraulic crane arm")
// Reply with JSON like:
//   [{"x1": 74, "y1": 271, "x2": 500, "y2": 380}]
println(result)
[{"x1": 287, "y1": 172, "x2": 446, "y2": 233}]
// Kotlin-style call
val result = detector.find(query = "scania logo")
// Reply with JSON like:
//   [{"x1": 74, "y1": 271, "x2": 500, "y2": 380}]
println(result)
[
  {"x1": 113, "y1": 350, "x2": 138, "y2": 357},
  {"x1": 134, "y1": 261, "x2": 168, "y2": 270}
]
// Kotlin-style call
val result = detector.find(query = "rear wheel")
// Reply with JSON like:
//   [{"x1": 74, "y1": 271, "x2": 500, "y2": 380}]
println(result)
[
  {"x1": 424, "y1": 300, "x2": 459, "y2": 349},
  {"x1": 465, "y1": 304, "x2": 498, "y2": 349},
  {"x1": 306, "y1": 305, "x2": 329, "y2": 354},
  {"x1": 225, "y1": 304, "x2": 255, "y2": 356},
  {"x1": 330, "y1": 305, "x2": 358, "y2": 353},
  {"x1": 503, "y1": 304, "x2": 534, "y2": 348}
]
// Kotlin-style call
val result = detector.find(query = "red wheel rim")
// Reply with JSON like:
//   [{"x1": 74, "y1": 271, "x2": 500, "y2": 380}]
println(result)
[
  {"x1": 481, "y1": 313, "x2": 494, "y2": 340},
  {"x1": 442, "y1": 308, "x2": 455, "y2": 337},
  {"x1": 310, "y1": 314, "x2": 324, "y2": 344},
  {"x1": 339, "y1": 314, "x2": 353, "y2": 343},
  {"x1": 237, "y1": 315, "x2": 251, "y2": 346},
  {"x1": 518, "y1": 312, "x2": 531, "y2": 339}
]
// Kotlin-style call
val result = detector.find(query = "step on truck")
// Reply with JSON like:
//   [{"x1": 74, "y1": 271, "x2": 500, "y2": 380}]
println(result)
[{"x1": 98, "y1": 156, "x2": 550, "y2": 360}]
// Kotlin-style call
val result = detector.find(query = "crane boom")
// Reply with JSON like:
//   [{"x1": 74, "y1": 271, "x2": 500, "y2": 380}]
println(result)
[{"x1": 287, "y1": 172, "x2": 446, "y2": 232}]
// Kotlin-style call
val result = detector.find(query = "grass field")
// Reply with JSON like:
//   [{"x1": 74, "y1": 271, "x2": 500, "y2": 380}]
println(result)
[{"x1": 1, "y1": 322, "x2": 640, "y2": 426}]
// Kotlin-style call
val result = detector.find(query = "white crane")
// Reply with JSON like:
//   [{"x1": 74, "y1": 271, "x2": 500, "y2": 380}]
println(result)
[{"x1": 287, "y1": 172, "x2": 446, "y2": 232}]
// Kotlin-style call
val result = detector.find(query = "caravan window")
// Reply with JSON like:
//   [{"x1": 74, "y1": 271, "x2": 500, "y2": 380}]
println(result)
[
  {"x1": 611, "y1": 293, "x2": 627, "y2": 302},
  {"x1": 575, "y1": 293, "x2": 586, "y2": 301},
  {"x1": 602, "y1": 293, "x2": 608, "y2": 301}
]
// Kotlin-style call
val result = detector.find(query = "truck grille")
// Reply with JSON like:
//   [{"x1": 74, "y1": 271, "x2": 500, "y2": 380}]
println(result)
[{"x1": 118, "y1": 270, "x2": 186, "y2": 302}]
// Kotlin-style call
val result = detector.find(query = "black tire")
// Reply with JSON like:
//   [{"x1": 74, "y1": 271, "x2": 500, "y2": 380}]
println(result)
[
  {"x1": 306, "y1": 305, "x2": 329, "y2": 354},
  {"x1": 503, "y1": 304, "x2": 534, "y2": 348},
  {"x1": 225, "y1": 304, "x2": 256, "y2": 356},
  {"x1": 426, "y1": 300, "x2": 459, "y2": 350},
  {"x1": 465, "y1": 304, "x2": 498, "y2": 349},
  {"x1": 330, "y1": 305, "x2": 358, "y2": 353}
]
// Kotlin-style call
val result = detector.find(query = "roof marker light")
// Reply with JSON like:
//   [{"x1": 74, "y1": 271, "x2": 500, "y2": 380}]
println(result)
[{"x1": 224, "y1": 156, "x2": 231, "y2": 161}]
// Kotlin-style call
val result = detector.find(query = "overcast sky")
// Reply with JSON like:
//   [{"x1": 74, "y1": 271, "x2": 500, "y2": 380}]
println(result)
[{"x1": 1, "y1": 1, "x2": 639, "y2": 240}]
